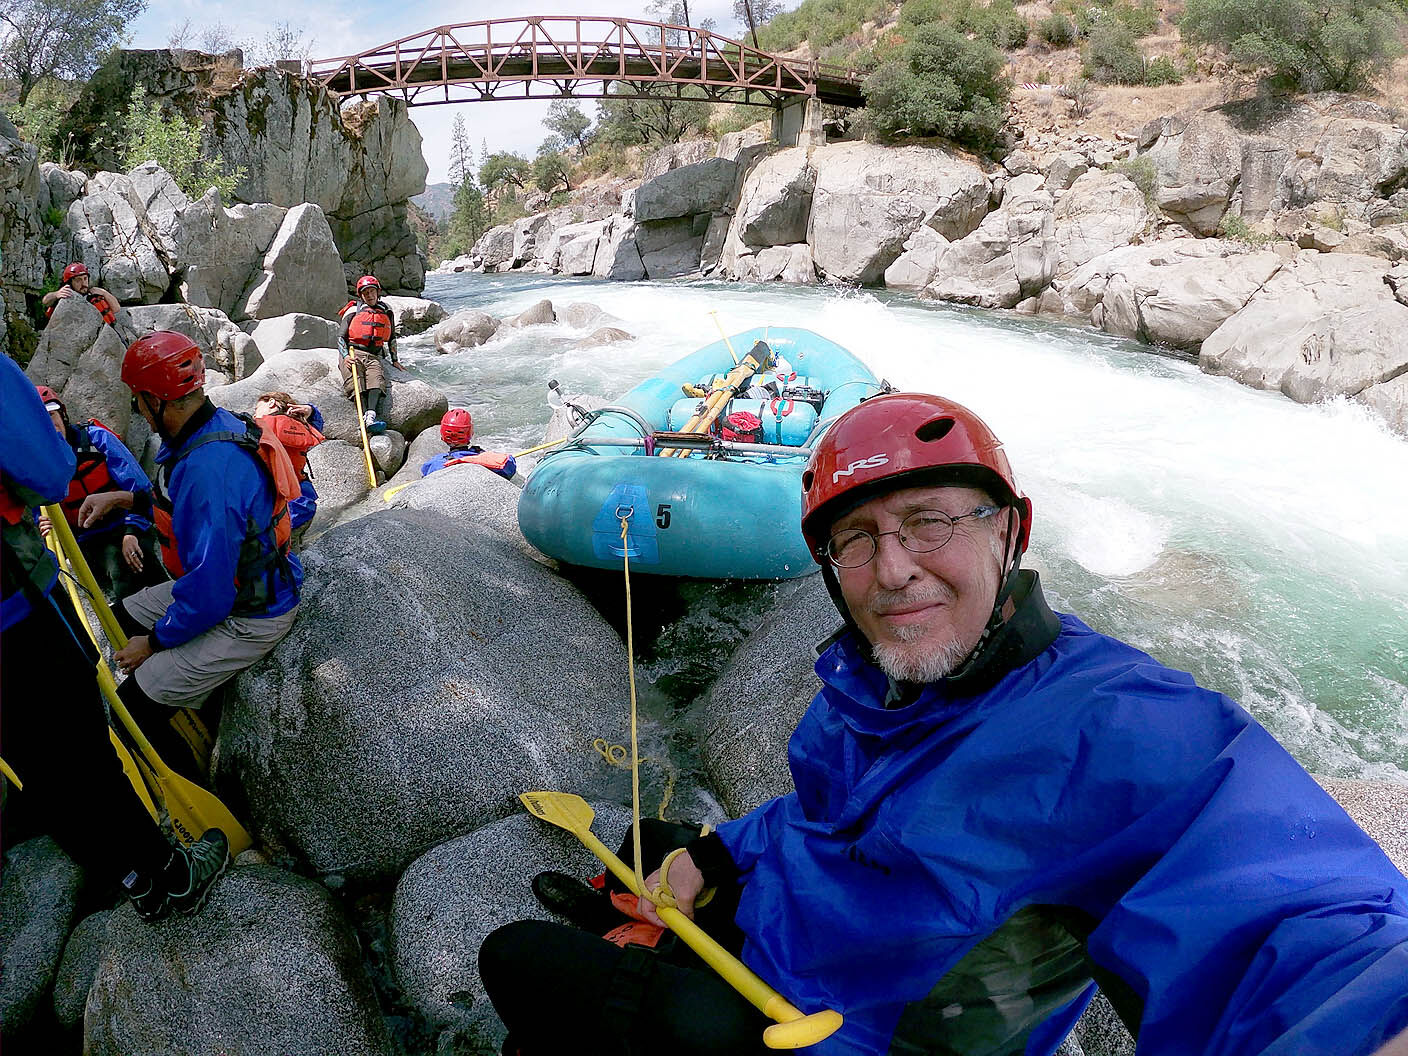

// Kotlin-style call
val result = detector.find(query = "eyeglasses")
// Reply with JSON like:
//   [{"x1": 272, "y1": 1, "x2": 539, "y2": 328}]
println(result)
[{"x1": 823, "y1": 506, "x2": 1000, "y2": 568}]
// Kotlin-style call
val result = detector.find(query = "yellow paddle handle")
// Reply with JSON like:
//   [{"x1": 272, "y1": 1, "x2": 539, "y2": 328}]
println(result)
[
  {"x1": 347, "y1": 357, "x2": 379, "y2": 489},
  {"x1": 43, "y1": 507, "x2": 127, "y2": 648}
]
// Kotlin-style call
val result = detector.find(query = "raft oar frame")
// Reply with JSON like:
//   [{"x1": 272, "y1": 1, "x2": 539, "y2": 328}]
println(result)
[{"x1": 520, "y1": 790, "x2": 844, "y2": 1050}]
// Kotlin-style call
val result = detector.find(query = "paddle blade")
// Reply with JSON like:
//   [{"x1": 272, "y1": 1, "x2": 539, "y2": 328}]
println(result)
[{"x1": 519, "y1": 790, "x2": 595, "y2": 836}]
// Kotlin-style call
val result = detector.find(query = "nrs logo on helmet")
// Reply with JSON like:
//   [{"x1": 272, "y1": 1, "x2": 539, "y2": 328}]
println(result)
[{"x1": 832, "y1": 454, "x2": 889, "y2": 484}]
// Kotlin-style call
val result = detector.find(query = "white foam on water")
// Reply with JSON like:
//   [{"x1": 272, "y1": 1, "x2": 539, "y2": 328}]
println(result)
[{"x1": 422, "y1": 274, "x2": 1408, "y2": 780}]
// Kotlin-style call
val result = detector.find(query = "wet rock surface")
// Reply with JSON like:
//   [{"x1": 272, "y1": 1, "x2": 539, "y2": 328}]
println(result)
[{"x1": 0, "y1": 837, "x2": 84, "y2": 1035}]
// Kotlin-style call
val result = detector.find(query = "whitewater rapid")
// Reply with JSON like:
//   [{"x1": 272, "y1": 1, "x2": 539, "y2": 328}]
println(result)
[{"x1": 404, "y1": 272, "x2": 1408, "y2": 783}]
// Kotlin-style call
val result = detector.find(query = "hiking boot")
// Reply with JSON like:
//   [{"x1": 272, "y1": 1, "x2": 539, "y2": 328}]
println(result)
[
  {"x1": 531, "y1": 870, "x2": 620, "y2": 934},
  {"x1": 125, "y1": 872, "x2": 170, "y2": 923},
  {"x1": 363, "y1": 409, "x2": 378, "y2": 427}
]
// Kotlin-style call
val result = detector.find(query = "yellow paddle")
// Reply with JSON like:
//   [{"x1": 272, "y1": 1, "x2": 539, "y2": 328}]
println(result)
[
  {"x1": 666, "y1": 339, "x2": 774, "y2": 458},
  {"x1": 347, "y1": 356, "x2": 379, "y2": 489},
  {"x1": 520, "y1": 790, "x2": 843, "y2": 1050},
  {"x1": 1, "y1": 758, "x2": 24, "y2": 790},
  {"x1": 42, "y1": 506, "x2": 213, "y2": 764},
  {"x1": 43, "y1": 517, "x2": 252, "y2": 854}
]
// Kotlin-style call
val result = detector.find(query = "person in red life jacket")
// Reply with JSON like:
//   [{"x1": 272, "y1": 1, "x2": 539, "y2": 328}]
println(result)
[
  {"x1": 41, "y1": 262, "x2": 120, "y2": 326},
  {"x1": 479, "y1": 393, "x2": 1408, "y2": 1056},
  {"x1": 253, "y1": 390, "x2": 325, "y2": 546},
  {"x1": 32, "y1": 384, "x2": 167, "y2": 602},
  {"x1": 1, "y1": 353, "x2": 229, "y2": 922},
  {"x1": 338, "y1": 274, "x2": 403, "y2": 437},
  {"x1": 112, "y1": 331, "x2": 303, "y2": 781},
  {"x1": 420, "y1": 409, "x2": 518, "y2": 481}
]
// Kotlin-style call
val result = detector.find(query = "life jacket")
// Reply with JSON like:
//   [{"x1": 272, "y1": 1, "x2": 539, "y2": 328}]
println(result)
[
  {"x1": 59, "y1": 421, "x2": 122, "y2": 528},
  {"x1": 46, "y1": 292, "x2": 117, "y2": 326},
  {"x1": 719, "y1": 410, "x2": 763, "y2": 444},
  {"x1": 0, "y1": 477, "x2": 58, "y2": 625},
  {"x1": 346, "y1": 303, "x2": 393, "y2": 354},
  {"x1": 153, "y1": 413, "x2": 302, "y2": 616},
  {"x1": 443, "y1": 449, "x2": 512, "y2": 473},
  {"x1": 255, "y1": 413, "x2": 325, "y2": 482}
]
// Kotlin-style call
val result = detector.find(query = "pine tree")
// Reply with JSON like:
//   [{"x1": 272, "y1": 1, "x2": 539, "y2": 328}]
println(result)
[{"x1": 449, "y1": 114, "x2": 473, "y2": 187}]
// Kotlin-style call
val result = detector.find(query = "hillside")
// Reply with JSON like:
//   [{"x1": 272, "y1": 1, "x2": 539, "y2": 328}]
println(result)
[{"x1": 412, "y1": 182, "x2": 455, "y2": 221}]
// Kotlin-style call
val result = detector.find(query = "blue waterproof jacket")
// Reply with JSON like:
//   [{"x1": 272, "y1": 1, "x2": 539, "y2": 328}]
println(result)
[
  {"x1": 66, "y1": 423, "x2": 154, "y2": 542},
  {"x1": 287, "y1": 405, "x2": 323, "y2": 532},
  {"x1": 716, "y1": 593, "x2": 1408, "y2": 1055},
  {"x1": 421, "y1": 447, "x2": 518, "y2": 480},
  {"x1": 0, "y1": 356, "x2": 74, "y2": 630},
  {"x1": 150, "y1": 402, "x2": 302, "y2": 649}
]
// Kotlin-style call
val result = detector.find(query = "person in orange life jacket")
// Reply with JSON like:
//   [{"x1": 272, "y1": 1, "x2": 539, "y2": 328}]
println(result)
[
  {"x1": 338, "y1": 274, "x2": 403, "y2": 436},
  {"x1": 420, "y1": 409, "x2": 518, "y2": 481},
  {"x1": 253, "y1": 390, "x2": 325, "y2": 546},
  {"x1": 32, "y1": 384, "x2": 167, "y2": 603},
  {"x1": 480, "y1": 393, "x2": 1408, "y2": 1056},
  {"x1": 112, "y1": 331, "x2": 303, "y2": 782},
  {"x1": 0, "y1": 353, "x2": 230, "y2": 923},
  {"x1": 41, "y1": 262, "x2": 120, "y2": 326}
]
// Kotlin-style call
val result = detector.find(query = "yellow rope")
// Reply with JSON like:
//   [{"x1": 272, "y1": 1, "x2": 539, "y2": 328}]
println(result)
[{"x1": 620, "y1": 512, "x2": 652, "y2": 904}]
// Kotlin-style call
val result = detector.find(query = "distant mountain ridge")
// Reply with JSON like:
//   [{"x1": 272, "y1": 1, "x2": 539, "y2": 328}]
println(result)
[{"x1": 413, "y1": 182, "x2": 455, "y2": 220}]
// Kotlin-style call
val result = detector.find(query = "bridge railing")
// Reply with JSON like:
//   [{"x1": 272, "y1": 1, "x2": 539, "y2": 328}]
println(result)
[{"x1": 309, "y1": 16, "x2": 863, "y2": 105}]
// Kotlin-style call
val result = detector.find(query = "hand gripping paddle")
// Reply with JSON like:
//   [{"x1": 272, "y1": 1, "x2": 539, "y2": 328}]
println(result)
[{"x1": 520, "y1": 790, "x2": 843, "y2": 1050}]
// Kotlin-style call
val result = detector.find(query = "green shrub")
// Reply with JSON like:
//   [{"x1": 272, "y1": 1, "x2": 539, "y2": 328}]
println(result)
[
  {"x1": 757, "y1": 0, "x2": 890, "y2": 52},
  {"x1": 1218, "y1": 212, "x2": 1268, "y2": 244},
  {"x1": 1037, "y1": 13, "x2": 1077, "y2": 47},
  {"x1": 1083, "y1": 22, "x2": 1146, "y2": 84},
  {"x1": 1112, "y1": 155, "x2": 1159, "y2": 210},
  {"x1": 1113, "y1": 0, "x2": 1159, "y2": 37},
  {"x1": 1143, "y1": 55, "x2": 1183, "y2": 85},
  {"x1": 5, "y1": 80, "x2": 79, "y2": 164},
  {"x1": 859, "y1": 22, "x2": 1010, "y2": 154},
  {"x1": 43, "y1": 205, "x2": 66, "y2": 228},
  {"x1": 1036, "y1": 69, "x2": 1050, "y2": 83},
  {"x1": 120, "y1": 87, "x2": 245, "y2": 200},
  {"x1": 900, "y1": 0, "x2": 1029, "y2": 50},
  {"x1": 1181, "y1": 0, "x2": 1407, "y2": 92}
]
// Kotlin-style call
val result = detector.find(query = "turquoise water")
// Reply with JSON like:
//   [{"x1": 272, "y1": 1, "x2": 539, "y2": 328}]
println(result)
[{"x1": 403, "y1": 272, "x2": 1408, "y2": 783}]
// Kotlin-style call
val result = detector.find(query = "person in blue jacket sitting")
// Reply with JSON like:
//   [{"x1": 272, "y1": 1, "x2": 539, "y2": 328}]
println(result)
[
  {"x1": 1, "y1": 354, "x2": 228, "y2": 922},
  {"x1": 33, "y1": 383, "x2": 167, "y2": 602},
  {"x1": 421, "y1": 409, "x2": 518, "y2": 481},
  {"x1": 479, "y1": 393, "x2": 1408, "y2": 1056},
  {"x1": 112, "y1": 331, "x2": 303, "y2": 782}
]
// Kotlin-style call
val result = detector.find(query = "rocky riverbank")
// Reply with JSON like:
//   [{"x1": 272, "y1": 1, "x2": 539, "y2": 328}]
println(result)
[{"x1": 441, "y1": 96, "x2": 1408, "y2": 438}]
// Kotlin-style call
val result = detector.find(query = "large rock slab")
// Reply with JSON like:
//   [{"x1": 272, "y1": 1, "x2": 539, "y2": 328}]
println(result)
[
  {"x1": 513, "y1": 213, "x2": 555, "y2": 266},
  {"x1": 633, "y1": 157, "x2": 739, "y2": 224},
  {"x1": 1061, "y1": 239, "x2": 1285, "y2": 349},
  {"x1": 0, "y1": 837, "x2": 84, "y2": 1035},
  {"x1": 245, "y1": 312, "x2": 339, "y2": 360},
  {"x1": 1361, "y1": 372, "x2": 1408, "y2": 437},
  {"x1": 636, "y1": 216, "x2": 704, "y2": 279},
  {"x1": 52, "y1": 909, "x2": 110, "y2": 1030},
  {"x1": 126, "y1": 162, "x2": 190, "y2": 261},
  {"x1": 175, "y1": 193, "x2": 287, "y2": 317},
  {"x1": 85, "y1": 865, "x2": 391, "y2": 1056},
  {"x1": 236, "y1": 203, "x2": 347, "y2": 321},
  {"x1": 218, "y1": 506, "x2": 632, "y2": 883},
  {"x1": 68, "y1": 174, "x2": 170, "y2": 303},
  {"x1": 368, "y1": 428, "x2": 407, "y2": 476},
  {"x1": 592, "y1": 217, "x2": 646, "y2": 281},
  {"x1": 433, "y1": 309, "x2": 500, "y2": 353},
  {"x1": 1200, "y1": 252, "x2": 1408, "y2": 412},
  {"x1": 808, "y1": 142, "x2": 989, "y2": 285},
  {"x1": 305, "y1": 439, "x2": 375, "y2": 510},
  {"x1": 735, "y1": 147, "x2": 815, "y2": 248},
  {"x1": 473, "y1": 223, "x2": 515, "y2": 270},
  {"x1": 921, "y1": 191, "x2": 1059, "y2": 309},
  {"x1": 1052, "y1": 170, "x2": 1153, "y2": 279},
  {"x1": 27, "y1": 295, "x2": 132, "y2": 440},
  {"x1": 1142, "y1": 110, "x2": 1244, "y2": 235},
  {"x1": 381, "y1": 295, "x2": 446, "y2": 335},
  {"x1": 551, "y1": 219, "x2": 610, "y2": 275},
  {"x1": 122, "y1": 302, "x2": 259, "y2": 379},
  {"x1": 390, "y1": 805, "x2": 630, "y2": 1042}
]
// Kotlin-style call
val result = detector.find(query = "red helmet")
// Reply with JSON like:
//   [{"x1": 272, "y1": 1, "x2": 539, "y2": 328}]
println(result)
[
  {"x1": 440, "y1": 408, "x2": 474, "y2": 446},
  {"x1": 121, "y1": 331, "x2": 206, "y2": 401},
  {"x1": 62, "y1": 262, "x2": 89, "y2": 284},
  {"x1": 35, "y1": 383, "x2": 66, "y2": 418},
  {"x1": 800, "y1": 393, "x2": 1031, "y2": 564},
  {"x1": 356, "y1": 275, "x2": 381, "y2": 294}
]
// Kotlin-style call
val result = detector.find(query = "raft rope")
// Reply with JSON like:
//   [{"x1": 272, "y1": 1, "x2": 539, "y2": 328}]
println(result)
[{"x1": 617, "y1": 510, "x2": 662, "y2": 905}]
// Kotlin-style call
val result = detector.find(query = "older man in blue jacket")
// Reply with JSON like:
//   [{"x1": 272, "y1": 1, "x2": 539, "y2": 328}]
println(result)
[
  {"x1": 112, "y1": 331, "x2": 302, "y2": 778},
  {"x1": 480, "y1": 393, "x2": 1408, "y2": 1056},
  {"x1": 1, "y1": 354, "x2": 227, "y2": 921}
]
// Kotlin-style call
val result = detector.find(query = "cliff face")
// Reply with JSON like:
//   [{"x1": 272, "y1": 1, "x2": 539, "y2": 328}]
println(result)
[{"x1": 57, "y1": 49, "x2": 428, "y2": 294}]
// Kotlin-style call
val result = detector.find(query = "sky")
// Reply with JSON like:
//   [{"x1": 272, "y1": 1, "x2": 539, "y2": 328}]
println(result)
[{"x1": 126, "y1": 0, "x2": 772, "y2": 184}]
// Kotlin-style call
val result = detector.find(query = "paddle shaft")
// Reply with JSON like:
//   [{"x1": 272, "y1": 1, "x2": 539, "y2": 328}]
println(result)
[
  {"x1": 347, "y1": 356, "x2": 379, "y2": 489},
  {"x1": 668, "y1": 346, "x2": 771, "y2": 458}
]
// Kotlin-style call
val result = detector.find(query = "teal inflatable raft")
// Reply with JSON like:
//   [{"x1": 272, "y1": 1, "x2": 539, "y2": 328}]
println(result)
[{"x1": 517, "y1": 328, "x2": 884, "y2": 579}]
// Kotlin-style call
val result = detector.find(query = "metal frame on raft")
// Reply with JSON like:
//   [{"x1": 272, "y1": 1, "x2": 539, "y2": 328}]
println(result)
[{"x1": 541, "y1": 404, "x2": 845, "y2": 462}]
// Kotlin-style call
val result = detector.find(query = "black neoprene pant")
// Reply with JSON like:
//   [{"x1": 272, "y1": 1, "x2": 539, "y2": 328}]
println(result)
[{"x1": 479, "y1": 819, "x2": 767, "y2": 1055}]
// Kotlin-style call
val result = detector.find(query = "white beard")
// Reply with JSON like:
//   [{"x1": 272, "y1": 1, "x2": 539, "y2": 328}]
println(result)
[{"x1": 871, "y1": 634, "x2": 973, "y2": 683}]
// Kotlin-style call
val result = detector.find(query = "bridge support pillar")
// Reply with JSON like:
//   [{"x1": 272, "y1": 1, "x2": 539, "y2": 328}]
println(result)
[{"x1": 772, "y1": 96, "x2": 823, "y2": 149}]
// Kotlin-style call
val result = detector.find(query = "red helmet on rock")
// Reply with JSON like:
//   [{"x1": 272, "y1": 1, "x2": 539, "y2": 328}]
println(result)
[
  {"x1": 356, "y1": 275, "x2": 381, "y2": 294},
  {"x1": 122, "y1": 331, "x2": 206, "y2": 401},
  {"x1": 440, "y1": 408, "x2": 474, "y2": 446},
  {"x1": 62, "y1": 262, "x2": 89, "y2": 284},
  {"x1": 800, "y1": 392, "x2": 1031, "y2": 564},
  {"x1": 35, "y1": 383, "x2": 66, "y2": 418}
]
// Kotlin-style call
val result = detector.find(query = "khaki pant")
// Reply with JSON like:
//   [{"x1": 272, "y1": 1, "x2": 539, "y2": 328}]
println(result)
[
  {"x1": 123, "y1": 581, "x2": 298, "y2": 709},
  {"x1": 339, "y1": 349, "x2": 386, "y2": 398}
]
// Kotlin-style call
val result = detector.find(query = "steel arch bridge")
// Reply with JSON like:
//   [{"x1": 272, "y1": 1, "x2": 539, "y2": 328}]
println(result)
[{"x1": 308, "y1": 16, "x2": 866, "y2": 110}]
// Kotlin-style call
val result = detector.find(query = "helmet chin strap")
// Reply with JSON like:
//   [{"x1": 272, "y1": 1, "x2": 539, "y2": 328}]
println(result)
[{"x1": 139, "y1": 392, "x2": 174, "y2": 441}]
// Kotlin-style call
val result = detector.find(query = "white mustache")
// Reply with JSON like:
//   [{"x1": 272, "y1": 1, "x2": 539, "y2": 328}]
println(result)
[{"x1": 865, "y1": 582, "x2": 956, "y2": 617}]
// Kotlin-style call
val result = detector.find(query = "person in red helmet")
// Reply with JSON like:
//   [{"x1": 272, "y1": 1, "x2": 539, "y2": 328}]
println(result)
[
  {"x1": 419, "y1": 408, "x2": 518, "y2": 481},
  {"x1": 338, "y1": 274, "x2": 403, "y2": 436},
  {"x1": 479, "y1": 393, "x2": 1408, "y2": 1056},
  {"x1": 113, "y1": 330, "x2": 303, "y2": 784},
  {"x1": 41, "y1": 262, "x2": 120, "y2": 326}
]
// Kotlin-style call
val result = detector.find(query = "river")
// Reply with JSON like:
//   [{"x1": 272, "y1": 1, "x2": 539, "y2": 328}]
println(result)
[{"x1": 402, "y1": 271, "x2": 1408, "y2": 785}]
